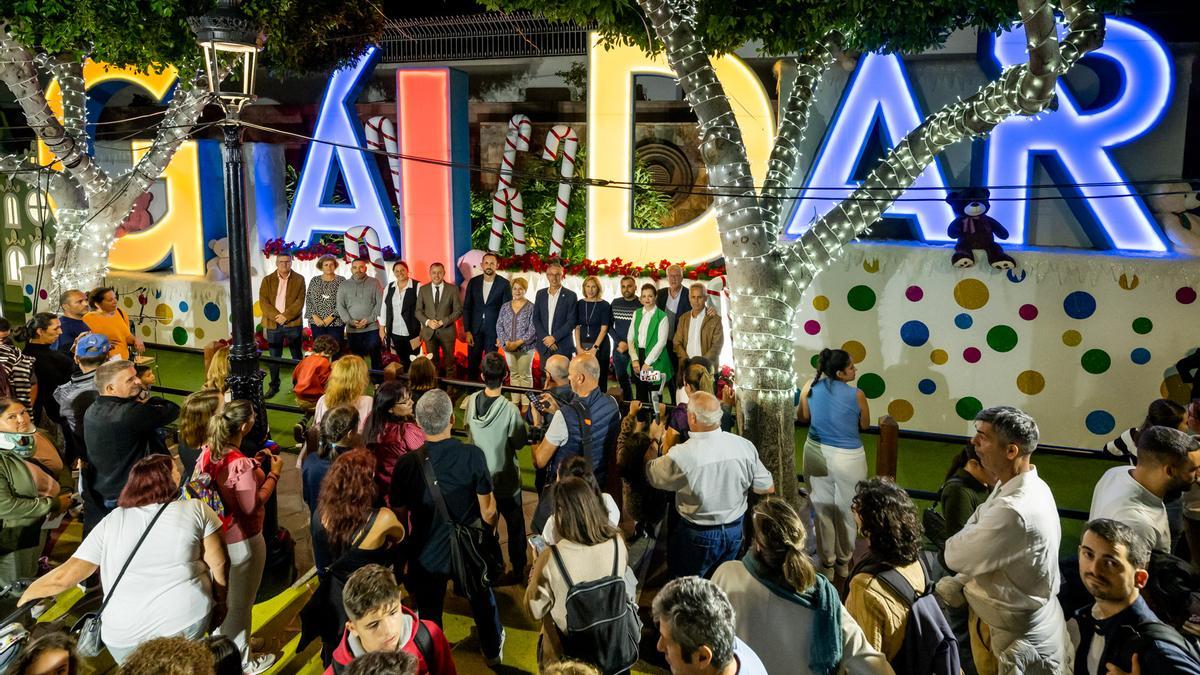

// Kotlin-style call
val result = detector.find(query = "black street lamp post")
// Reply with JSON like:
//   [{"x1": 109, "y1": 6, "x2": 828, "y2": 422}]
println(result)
[{"x1": 189, "y1": 0, "x2": 268, "y2": 441}]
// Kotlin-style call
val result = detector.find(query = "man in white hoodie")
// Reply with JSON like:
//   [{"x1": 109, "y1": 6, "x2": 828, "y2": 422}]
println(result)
[{"x1": 465, "y1": 352, "x2": 529, "y2": 582}]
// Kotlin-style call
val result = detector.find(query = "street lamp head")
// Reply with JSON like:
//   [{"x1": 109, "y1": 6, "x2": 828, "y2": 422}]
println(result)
[{"x1": 188, "y1": 0, "x2": 263, "y2": 116}]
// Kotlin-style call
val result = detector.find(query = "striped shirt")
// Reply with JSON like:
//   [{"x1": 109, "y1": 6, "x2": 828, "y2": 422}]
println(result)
[
  {"x1": 1102, "y1": 427, "x2": 1137, "y2": 462},
  {"x1": 0, "y1": 342, "x2": 35, "y2": 408}
]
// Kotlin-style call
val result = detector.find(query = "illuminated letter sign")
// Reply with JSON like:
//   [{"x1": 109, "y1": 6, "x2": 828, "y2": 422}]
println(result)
[
  {"x1": 586, "y1": 33, "x2": 775, "y2": 264},
  {"x1": 394, "y1": 67, "x2": 472, "y2": 279},
  {"x1": 983, "y1": 17, "x2": 1170, "y2": 250},
  {"x1": 783, "y1": 53, "x2": 955, "y2": 241},
  {"x1": 284, "y1": 46, "x2": 399, "y2": 251}
]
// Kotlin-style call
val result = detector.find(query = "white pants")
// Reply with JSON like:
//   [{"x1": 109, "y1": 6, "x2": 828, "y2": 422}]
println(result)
[
  {"x1": 808, "y1": 442, "x2": 866, "y2": 570},
  {"x1": 970, "y1": 601, "x2": 1073, "y2": 675},
  {"x1": 217, "y1": 533, "x2": 266, "y2": 663}
]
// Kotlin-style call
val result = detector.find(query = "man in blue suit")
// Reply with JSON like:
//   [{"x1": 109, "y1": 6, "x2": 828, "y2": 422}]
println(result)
[
  {"x1": 533, "y1": 261, "x2": 577, "y2": 384},
  {"x1": 463, "y1": 252, "x2": 512, "y2": 381}
]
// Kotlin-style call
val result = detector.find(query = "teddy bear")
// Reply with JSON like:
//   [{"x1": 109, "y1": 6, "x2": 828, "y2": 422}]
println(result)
[
  {"x1": 205, "y1": 237, "x2": 231, "y2": 281},
  {"x1": 1144, "y1": 181, "x2": 1200, "y2": 255},
  {"x1": 946, "y1": 187, "x2": 1016, "y2": 270},
  {"x1": 457, "y1": 249, "x2": 487, "y2": 281}
]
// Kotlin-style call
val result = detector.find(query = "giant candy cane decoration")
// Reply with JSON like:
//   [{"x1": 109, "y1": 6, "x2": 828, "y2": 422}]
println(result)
[
  {"x1": 541, "y1": 124, "x2": 578, "y2": 257},
  {"x1": 489, "y1": 114, "x2": 532, "y2": 253},
  {"x1": 344, "y1": 225, "x2": 385, "y2": 276},
  {"x1": 364, "y1": 116, "x2": 402, "y2": 207}
]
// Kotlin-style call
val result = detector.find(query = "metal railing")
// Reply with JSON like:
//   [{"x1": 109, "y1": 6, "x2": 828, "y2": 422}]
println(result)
[{"x1": 381, "y1": 11, "x2": 591, "y2": 63}]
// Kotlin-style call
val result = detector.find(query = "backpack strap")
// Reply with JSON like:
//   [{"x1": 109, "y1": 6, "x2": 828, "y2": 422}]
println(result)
[
  {"x1": 610, "y1": 537, "x2": 620, "y2": 576},
  {"x1": 350, "y1": 509, "x2": 380, "y2": 548},
  {"x1": 1135, "y1": 621, "x2": 1200, "y2": 662},
  {"x1": 416, "y1": 447, "x2": 454, "y2": 525},
  {"x1": 413, "y1": 620, "x2": 434, "y2": 666},
  {"x1": 850, "y1": 558, "x2": 921, "y2": 608},
  {"x1": 98, "y1": 501, "x2": 171, "y2": 616},
  {"x1": 549, "y1": 544, "x2": 576, "y2": 588}
]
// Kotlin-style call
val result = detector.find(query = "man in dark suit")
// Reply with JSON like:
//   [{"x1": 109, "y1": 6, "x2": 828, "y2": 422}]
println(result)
[
  {"x1": 463, "y1": 252, "x2": 512, "y2": 381},
  {"x1": 415, "y1": 262, "x2": 463, "y2": 376},
  {"x1": 381, "y1": 260, "x2": 422, "y2": 368},
  {"x1": 533, "y1": 261, "x2": 578, "y2": 381},
  {"x1": 656, "y1": 263, "x2": 690, "y2": 340}
]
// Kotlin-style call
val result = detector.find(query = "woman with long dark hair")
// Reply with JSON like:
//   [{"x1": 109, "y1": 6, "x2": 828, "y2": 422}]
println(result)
[
  {"x1": 14, "y1": 313, "x2": 72, "y2": 430},
  {"x1": 797, "y1": 347, "x2": 869, "y2": 580},
  {"x1": 18, "y1": 455, "x2": 228, "y2": 664},
  {"x1": 711, "y1": 497, "x2": 887, "y2": 674},
  {"x1": 365, "y1": 381, "x2": 424, "y2": 502},
  {"x1": 302, "y1": 449, "x2": 405, "y2": 665}
]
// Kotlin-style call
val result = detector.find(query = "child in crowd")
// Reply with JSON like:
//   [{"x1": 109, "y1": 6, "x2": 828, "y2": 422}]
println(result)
[
  {"x1": 326, "y1": 564, "x2": 456, "y2": 675},
  {"x1": 294, "y1": 336, "x2": 341, "y2": 413},
  {"x1": 134, "y1": 363, "x2": 156, "y2": 389}
]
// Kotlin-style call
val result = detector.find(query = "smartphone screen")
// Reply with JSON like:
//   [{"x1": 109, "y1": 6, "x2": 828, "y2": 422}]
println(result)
[{"x1": 528, "y1": 534, "x2": 548, "y2": 556}]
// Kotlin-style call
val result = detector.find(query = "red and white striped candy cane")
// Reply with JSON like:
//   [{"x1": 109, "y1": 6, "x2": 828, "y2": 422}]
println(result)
[
  {"x1": 541, "y1": 124, "x2": 578, "y2": 257},
  {"x1": 344, "y1": 225, "x2": 386, "y2": 276},
  {"x1": 706, "y1": 274, "x2": 729, "y2": 314},
  {"x1": 489, "y1": 115, "x2": 532, "y2": 252},
  {"x1": 491, "y1": 187, "x2": 526, "y2": 254},
  {"x1": 364, "y1": 116, "x2": 402, "y2": 206}
]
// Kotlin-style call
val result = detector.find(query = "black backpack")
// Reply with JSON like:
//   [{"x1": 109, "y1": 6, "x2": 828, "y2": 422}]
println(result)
[
  {"x1": 417, "y1": 448, "x2": 503, "y2": 600},
  {"x1": 1144, "y1": 551, "x2": 1200, "y2": 631},
  {"x1": 550, "y1": 538, "x2": 642, "y2": 675},
  {"x1": 851, "y1": 556, "x2": 960, "y2": 675},
  {"x1": 1132, "y1": 621, "x2": 1200, "y2": 665}
]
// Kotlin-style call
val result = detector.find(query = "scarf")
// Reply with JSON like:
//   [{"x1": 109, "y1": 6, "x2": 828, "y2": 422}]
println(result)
[
  {"x1": 742, "y1": 550, "x2": 842, "y2": 675},
  {"x1": 960, "y1": 215, "x2": 990, "y2": 234}
]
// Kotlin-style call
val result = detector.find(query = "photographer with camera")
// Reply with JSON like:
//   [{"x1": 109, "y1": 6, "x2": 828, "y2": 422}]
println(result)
[
  {"x1": 618, "y1": 399, "x2": 670, "y2": 539},
  {"x1": 528, "y1": 354, "x2": 575, "y2": 494},
  {"x1": 530, "y1": 353, "x2": 621, "y2": 533}
]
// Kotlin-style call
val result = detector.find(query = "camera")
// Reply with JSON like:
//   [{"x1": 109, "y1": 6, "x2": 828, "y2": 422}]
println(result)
[
  {"x1": 635, "y1": 406, "x2": 656, "y2": 424},
  {"x1": 532, "y1": 394, "x2": 553, "y2": 413}
]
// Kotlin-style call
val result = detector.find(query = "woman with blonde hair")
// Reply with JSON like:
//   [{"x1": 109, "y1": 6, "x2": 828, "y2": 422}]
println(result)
[
  {"x1": 711, "y1": 497, "x2": 888, "y2": 675},
  {"x1": 315, "y1": 354, "x2": 372, "y2": 434},
  {"x1": 574, "y1": 275, "x2": 612, "y2": 392},
  {"x1": 205, "y1": 346, "x2": 230, "y2": 394}
]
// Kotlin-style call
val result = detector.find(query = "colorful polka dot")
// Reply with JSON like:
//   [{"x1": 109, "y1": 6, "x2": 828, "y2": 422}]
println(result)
[
  {"x1": 1063, "y1": 291, "x2": 1096, "y2": 319},
  {"x1": 803, "y1": 320, "x2": 821, "y2": 335},
  {"x1": 195, "y1": 327, "x2": 205, "y2": 340},
  {"x1": 1016, "y1": 370, "x2": 1045, "y2": 395},
  {"x1": 1062, "y1": 330, "x2": 1082, "y2": 347},
  {"x1": 252, "y1": 301, "x2": 262, "y2": 318},
  {"x1": 37, "y1": 289, "x2": 47, "y2": 300},
  {"x1": 203, "y1": 302, "x2": 221, "y2": 321},
  {"x1": 179, "y1": 301, "x2": 189, "y2": 313},
  {"x1": 954, "y1": 313, "x2": 973, "y2": 329},
  {"x1": 963, "y1": 347, "x2": 981, "y2": 364},
  {"x1": 1131, "y1": 348, "x2": 1151, "y2": 365},
  {"x1": 123, "y1": 296, "x2": 134, "y2": 308},
  {"x1": 905, "y1": 286, "x2": 924, "y2": 302},
  {"x1": 847, "y1": 286, "x2": 876, "y2": 312},
  {"x1": 1177, "y1": 287, "x2": 1197, "y2": 305},
  {"x1": 1132, "y1": 317, "x2": 1152, "y2": 335},
  {"x1": 1162, "y1": 374, "x2": 1189, "y2": 401},
  {"x1": 956, "y1": 397, "x2": 983, "y2": 421},
  {"x1": 140, "y1": 325, "x2": 152, "y2": 336},
  {"x1": 21, "y1": 297, "x2": 31, "y2": 313},
  {"x1": 900, "y1": 321, "x2": 929, "y2": 347},
  {"x1": 858, "y1": 373, "x2": 886, "y2": 399},
  {"x1": 172, "y1": 326, "x2": 188, "y2": 345},
  {"x1": 23, "y1": 285, "x2": 32, "y2": 295},
  {"x1": 1018, "y1": 304, "x2": 1038, "y2": 321},
  {"x1": 1081, "y1": 349, "x2": 1111, "y2": 374},
  {"x1": 155, "y1": 303, "x2": 173, "y2": 323},
  {"x1": 953, "y1": 279, "x2": 989, "y2": 310},
  {"x1": 810, "y1": 354, "x2": 820, "y2": 369},
  {"x1": 842, "y1": 341, "x2": 867, "y2": 364},
  {"x1": 812, "y1": 295, "x2": 829, "y2": 311},
  {"x1": 930, "y1": 349, "x2": 948, "y2": 365},
  {"x1": 918, "y1": 379, "x2": 937, "y2": 395},
  {"x1": 1086, "y1": 410, "x2": 1116, "y2": 435},
  {"x1": 888, "y1": 399, "x2": 914, "y2": 422},
  {"x1": 986, "y1": 325, "x2": 1018, "y2": 352}
]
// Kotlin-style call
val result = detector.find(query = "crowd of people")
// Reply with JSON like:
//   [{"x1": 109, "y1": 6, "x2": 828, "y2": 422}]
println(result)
[{"x1": 1, "y1": 256, "x2": 1200, "y2": 675}]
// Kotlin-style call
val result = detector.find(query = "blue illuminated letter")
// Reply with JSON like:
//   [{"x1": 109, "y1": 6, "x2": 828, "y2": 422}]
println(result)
[
  {"x1": 284, "y1": 46, "x2": 398, "y2": 250},
  {"x1": 784, "y1": 52, "x2": 956, "y2": 241},
  {"x1": 984, "y1": 18, "x2": 1171, "y2": 251}
]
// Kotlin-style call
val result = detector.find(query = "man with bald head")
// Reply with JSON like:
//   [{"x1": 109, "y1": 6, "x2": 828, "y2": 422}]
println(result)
[
  {"x1": 645, "y1": 391, "x2": 775, "y2": 579},
  {"x1": 531, "y1": 352, "x2": 621, "y2": 531}
]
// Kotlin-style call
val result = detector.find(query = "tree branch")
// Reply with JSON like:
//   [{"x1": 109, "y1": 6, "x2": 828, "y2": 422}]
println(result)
[
  {"x1": 784, "y1": 0, "x2": 1102, "y2": 276},
  {"x1": 0, "y1": 25, "x2": 112, "y2": 201},
  {"x1": 36, "y1": 54, "x2": 87, "y2": 140},
  {"x1": 761, "y1": 31, "x2": 842, "y2": 236},
  {"x1": 114, "y1": 75, "x2": 209, "y2": 203}
]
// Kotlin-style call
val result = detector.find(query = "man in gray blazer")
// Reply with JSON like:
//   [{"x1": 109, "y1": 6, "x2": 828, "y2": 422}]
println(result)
[{"x1": 415, "y1": 261, "x2": 463, "y2": 376}]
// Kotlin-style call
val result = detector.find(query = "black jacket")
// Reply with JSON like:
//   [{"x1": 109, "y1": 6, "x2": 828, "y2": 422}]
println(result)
[
  {"x1": 1176, "y1": 350, "x2": 1200, "y2": 401},
  {"x1": 1073, "y1": 597, "x2": 1200, "y2": 674},
  {"x1": 82, "y1": 395, "x2": 180, "y2": 503},
  {"x1": 463, "y1": 274, "x2": 512, "y2": 337},
  {"x1": 656, "y1": 286, "x2": 689, "y2": 338},
  {"x1": 384, "y1": 279, "x2": 421, "y2": 337}
]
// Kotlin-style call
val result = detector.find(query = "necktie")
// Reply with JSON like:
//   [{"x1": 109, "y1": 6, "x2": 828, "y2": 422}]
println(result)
[{"x1": 434, "y1": 286, "x2": 441, "y2": 307}]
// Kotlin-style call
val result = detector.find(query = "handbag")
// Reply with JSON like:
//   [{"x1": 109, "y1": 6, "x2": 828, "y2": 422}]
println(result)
[
  {"x1": 416, "y1": 448, "x2": 502, "y2": 600},
  {"x1": 73, "y1": 500, "x2": 171, "y2": 657}
]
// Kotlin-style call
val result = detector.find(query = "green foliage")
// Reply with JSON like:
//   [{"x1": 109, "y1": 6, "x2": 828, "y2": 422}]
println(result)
[
  {"x1": 471, "y1": 147, "x2": 670, "y2": 257},
  {"x1": 4, "y1": 0, "x2": 384, "y2": 77},
  {"x1": 484, "y1": 0, "x2": 1125, "y2": 55},
  {"x1": 554, "y1": 61, "x2": 588, "y2": 100}
]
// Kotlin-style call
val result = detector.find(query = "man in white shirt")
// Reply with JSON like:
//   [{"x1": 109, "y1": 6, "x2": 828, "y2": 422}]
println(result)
[
  {"x1": 646, "y1": 392, "x2": 774, "y2": 579},
  {"x1": 673, "y1": 283, "x2": 724, "y2": 374},
  {"x1": 653, "y1": 576, "x2": 769, "y2": 675},
  {"x1": 415, "y1": 262, "x2": 463, "y2": 376},
  {"x1": 942, "y1": 406, "x2": 1073, "y2": 675},
  {"x1": 1090, "y1": 425, "x2": 1200, "y2": 554},
  {"x1": 380, "y1": 260, "x2": 421, "y2": 368}
]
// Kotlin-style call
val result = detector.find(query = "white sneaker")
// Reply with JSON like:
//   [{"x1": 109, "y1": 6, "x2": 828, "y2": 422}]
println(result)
[
  {"x1": 485, "y1": 629, "x2": 506, "y2": 666},
  {"x1": 244, "y1": 653, "x2": 277, "y2": 675}
]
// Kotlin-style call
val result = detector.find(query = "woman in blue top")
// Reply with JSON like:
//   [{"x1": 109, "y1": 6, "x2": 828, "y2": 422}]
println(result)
[
  {"x1": 574, "y1": 275, "x2": 613, "y2": 393},
  {"x1": 797, "y1": 348, "x2": 869, "y2": 580}
]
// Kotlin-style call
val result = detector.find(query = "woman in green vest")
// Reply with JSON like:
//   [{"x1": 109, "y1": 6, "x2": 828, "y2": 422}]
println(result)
[
  {"x1": 627, "y1": 283, "x2": 674, "y2": 404},
  {"x1": 0, "y1": 397, "x2": 70, "y2": 587}
]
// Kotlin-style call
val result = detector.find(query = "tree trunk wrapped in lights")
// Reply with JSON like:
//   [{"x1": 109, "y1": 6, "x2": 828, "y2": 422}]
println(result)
[
  {"x1": 633, "y1": 0, "x2": 1106, "y2": 502},
  {"x1": 0, "y1": 23, "x2": 210, "y2": 297}
]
